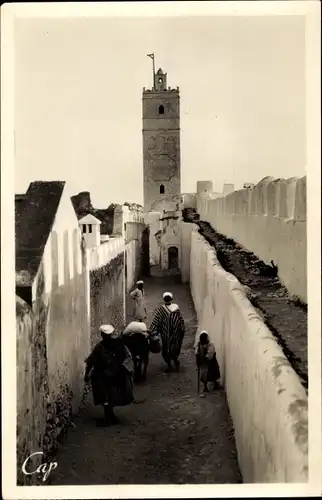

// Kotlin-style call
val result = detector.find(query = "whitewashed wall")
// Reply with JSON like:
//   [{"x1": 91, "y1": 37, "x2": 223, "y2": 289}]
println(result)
[
  {"x1": 159, "y1": 219, "x2": 181, "y2": 271},
  {"x1": 125, "y1": 239, "x2": 141, "y2": 293},
  {"x1": 146, "y1": 212, "x2": 162, "y2": 266},
  {"x1": 182, "y1": 193, "x2": 197, "y2": 209},
  {"x1": 196, "y1": 176, "x2": 307, "y2": 302},
  {"x1": 87, "y1": 236, "x2": 125, "y2": 271},
  {"x1": 35, "y1": 184, "x2": 90, "y2": 410},
  {"x1": 179, "y1": 222, "x2": 196, "y2": 283},
  {"x1": 190, "y1": 228, "x2": 308, "y2": 483}
]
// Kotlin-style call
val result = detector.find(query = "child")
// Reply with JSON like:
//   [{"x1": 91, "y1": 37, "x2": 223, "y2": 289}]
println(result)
[{"x1": 195, "y1": 331, "x2": 221, "y2": 393}]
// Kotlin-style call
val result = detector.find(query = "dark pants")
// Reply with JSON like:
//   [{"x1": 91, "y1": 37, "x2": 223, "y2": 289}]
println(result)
[{"x1": 162, "y1": 348, "x2": 180, "y2": 366}]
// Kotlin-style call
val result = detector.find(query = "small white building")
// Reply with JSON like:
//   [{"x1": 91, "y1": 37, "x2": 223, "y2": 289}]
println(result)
[
  {"x1": 79, "y1": 213, "x2": 101, "y2": 248},
  {"x1": 157, "y1": 209, "x2": 182, "y2": 272}
]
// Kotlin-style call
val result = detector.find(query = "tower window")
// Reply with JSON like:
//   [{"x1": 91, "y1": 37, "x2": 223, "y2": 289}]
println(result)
[
  {"x1": 158, "y1": 105, "x2": 164, "y2": 115},
  {"x1": 160, "y1": 184, "x2": 165, "y2": 194},
  {"x1": 88, "y1": 224, "x2": 92, "y2": 234},
  {"x1": 82, "y1": 224, "x2": 87, "y2": 233}
]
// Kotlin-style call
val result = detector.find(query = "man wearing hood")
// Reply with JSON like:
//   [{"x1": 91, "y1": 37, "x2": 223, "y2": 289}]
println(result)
[
  {"x1": 149, "y1": 292, "x2": 186, "y2": 372},
  {"x1": 84, "y1": 324, "x2": 134, "y2": 426}
]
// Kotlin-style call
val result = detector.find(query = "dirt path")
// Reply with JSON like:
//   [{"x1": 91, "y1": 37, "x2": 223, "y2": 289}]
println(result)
[{"x1": 50, "y1": 275, "x2": 242, "y2": 485}]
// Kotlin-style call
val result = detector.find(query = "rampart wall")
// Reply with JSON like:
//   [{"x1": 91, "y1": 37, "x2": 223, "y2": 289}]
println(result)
[
  {"x1": 16, "y1": 202, "x2": 144, "y2": 483},
  {"x1": 188, "y1": 227, "x2": 308, "y2": 482},
  {"x1": 196, "y1": 176, "x2": 307, "y2": 302}
]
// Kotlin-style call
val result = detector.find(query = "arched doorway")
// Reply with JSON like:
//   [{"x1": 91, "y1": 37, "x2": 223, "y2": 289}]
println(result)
[{"x1": 168, "y1": 246, "x2": 179, "y2": 270}]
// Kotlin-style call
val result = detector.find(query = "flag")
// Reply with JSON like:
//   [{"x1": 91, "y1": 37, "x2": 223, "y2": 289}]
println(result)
[{"x1": 147, "y1": 53, "x2": 154, "y2": 60}]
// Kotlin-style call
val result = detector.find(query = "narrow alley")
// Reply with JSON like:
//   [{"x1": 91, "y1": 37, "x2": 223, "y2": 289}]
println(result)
[{"x1": 50, "y1": 274, "x2": 242, "y2": 485}]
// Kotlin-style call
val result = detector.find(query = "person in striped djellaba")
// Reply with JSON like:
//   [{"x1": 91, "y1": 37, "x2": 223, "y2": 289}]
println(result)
[{"x1": 149, "y1": 292, "x2": 186, "y2": 373}]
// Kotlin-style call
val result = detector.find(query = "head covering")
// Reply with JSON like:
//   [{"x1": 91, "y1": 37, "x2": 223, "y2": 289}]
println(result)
[
  {"x1": 99, "y1": 324, "x2": 118, "y2": 338},
  {"x1": 136, "y1": 280, "x2": 144, "y2": 285},
  {"x1": 199, "y1": 330, "x2": 210, "y2": 343},
  {"x1": 163, "y1": 292, "x2": 173, "y2": 300}
]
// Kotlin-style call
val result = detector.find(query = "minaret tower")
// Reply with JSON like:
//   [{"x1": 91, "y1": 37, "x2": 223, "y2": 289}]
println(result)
[{"x1": 142, "y1": 57, "x2": 181, "y2": 216}]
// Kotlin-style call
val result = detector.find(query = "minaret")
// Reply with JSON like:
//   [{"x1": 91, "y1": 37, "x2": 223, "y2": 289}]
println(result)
[{"x1": 142, "y1": 65, "x2": 181, "y2": 216}]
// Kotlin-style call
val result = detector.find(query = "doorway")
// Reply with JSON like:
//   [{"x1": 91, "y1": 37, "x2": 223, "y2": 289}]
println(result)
[{"x1": 168, "y1": 246, "x2": 179, "y2": 270}]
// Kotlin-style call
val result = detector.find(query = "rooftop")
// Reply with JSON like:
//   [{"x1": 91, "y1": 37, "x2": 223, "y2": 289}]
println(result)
[
  {"x1": 15, "y1": 181, "x2": 65, "y2": 285},
  {"x1": 79, "y1": 213, "x2": 101, "y2": 225}
]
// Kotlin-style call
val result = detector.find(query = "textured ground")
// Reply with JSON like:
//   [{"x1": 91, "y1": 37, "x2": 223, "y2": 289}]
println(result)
[
  {"x1": 197, "y1": 220, "x2": 308, "y2": 389},
  {"x1": 49, "y1": 274, "x2": 242, "y2": 485}
]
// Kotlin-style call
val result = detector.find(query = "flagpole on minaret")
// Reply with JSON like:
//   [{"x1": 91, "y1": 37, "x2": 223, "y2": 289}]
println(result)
[{"x1": 147, "y1": 53, "x2": 155, "y2": 89}]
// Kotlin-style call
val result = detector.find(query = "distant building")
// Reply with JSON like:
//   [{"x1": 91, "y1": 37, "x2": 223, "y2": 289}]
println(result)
[
  {"x1": 157, "y1": 209, "x2": 182, "y2": 272},
  {"x1": 142, "y1": 67, "x2": 181, "y2": 216},
  {"x1": 79, "y1": 213, "x2": 101, "y2": 248},
  {"x1": 143, "y1": 65, "x2": 182, "y2": 269}
]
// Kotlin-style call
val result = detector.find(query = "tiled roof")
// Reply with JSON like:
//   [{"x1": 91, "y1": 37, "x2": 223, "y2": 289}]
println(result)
[{"x1": 15, "y1": 181, "x2": 65, "y2": 285}]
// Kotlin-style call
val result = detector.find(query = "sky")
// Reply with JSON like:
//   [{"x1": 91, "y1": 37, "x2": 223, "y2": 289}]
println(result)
[{"x1": 14, "y1": 14, "x2": 306, "y2": 207}]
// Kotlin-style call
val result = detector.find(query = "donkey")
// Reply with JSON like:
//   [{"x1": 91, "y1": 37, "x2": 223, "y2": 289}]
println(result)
[{"x1": 123, "y1": 332, "x2": 150, "y2": 383}]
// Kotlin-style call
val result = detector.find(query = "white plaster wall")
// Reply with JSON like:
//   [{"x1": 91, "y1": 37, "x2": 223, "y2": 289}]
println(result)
[
  {"x1": 41, "y1": 184, "x2": 83, "y2": 296},
  {"x1": 190, "y1": 229, "x2": 308, "y2": 483},
  {"x1": 125, "y1": 240, "x2": 136, "y2": 293},
  {"x1": 158, "y1": 219, "x2": 181, "y2": 271},
  {"x1": 113, "y1": 206, "x2": 125, "y2": 236},
  {"x1": 182, "y1": 193, "x2": 197, "y2": 209},
  {"x1": 179, "y1": 222, "x2": 196, "y2": 283},
  {"x1": 81, "y1": 224, "x2": 100, "y2": 248},
  {"x1": 196, "y1": 192, "x2": 212, "y2": 222},
  {"x1": 198, "y1": 177, "x2": 307, "y2": 302},
  {"x1": 146, "y1": 212, "x2": 162, "y2": 266},
  {"x1": 87, "y1": 236, "x2": 125, "y2": 271},
  {"x1": 30, "y1": 184, "x2": 90, "y2": 416}
]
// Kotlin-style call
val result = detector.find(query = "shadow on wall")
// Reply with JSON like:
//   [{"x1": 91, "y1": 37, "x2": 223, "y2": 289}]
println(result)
[
  {"x1": 47, "y1": 230, "x2": 89, "y2": 413},
  {"x1": 141, "y1": 225, "x2": 151, "y2": 277}
]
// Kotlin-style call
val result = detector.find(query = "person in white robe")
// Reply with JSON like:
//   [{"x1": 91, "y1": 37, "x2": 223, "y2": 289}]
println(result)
[{"x1": 130, "y1": 280, "x2": 147, "y2": 321}]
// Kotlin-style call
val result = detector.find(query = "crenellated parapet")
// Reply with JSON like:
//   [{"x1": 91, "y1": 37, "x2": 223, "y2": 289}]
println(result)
[
  {"x1": 201, "y1": 176, "x2": 307, "y2": 221},
  {"x1": 194, "y1": 176, "x2": 307, "y2": 302}
]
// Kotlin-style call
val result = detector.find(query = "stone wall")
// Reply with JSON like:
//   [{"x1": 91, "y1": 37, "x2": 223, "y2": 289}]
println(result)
[
  {"x1": 196, "y1": 176, "x2": 307, "y2": 302},
  {"x1": 16, "y1": 295, "x2": 49, "y2": 485},
  {"x1": 142, "y1": 89, "x2": 181, "y2": 214},
  {"x1": 90, "y1": 252, "x2": 125, "y2": 347},
  {"x1": 189, "y1": 228, "x2": 308, "y2": 482}
]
